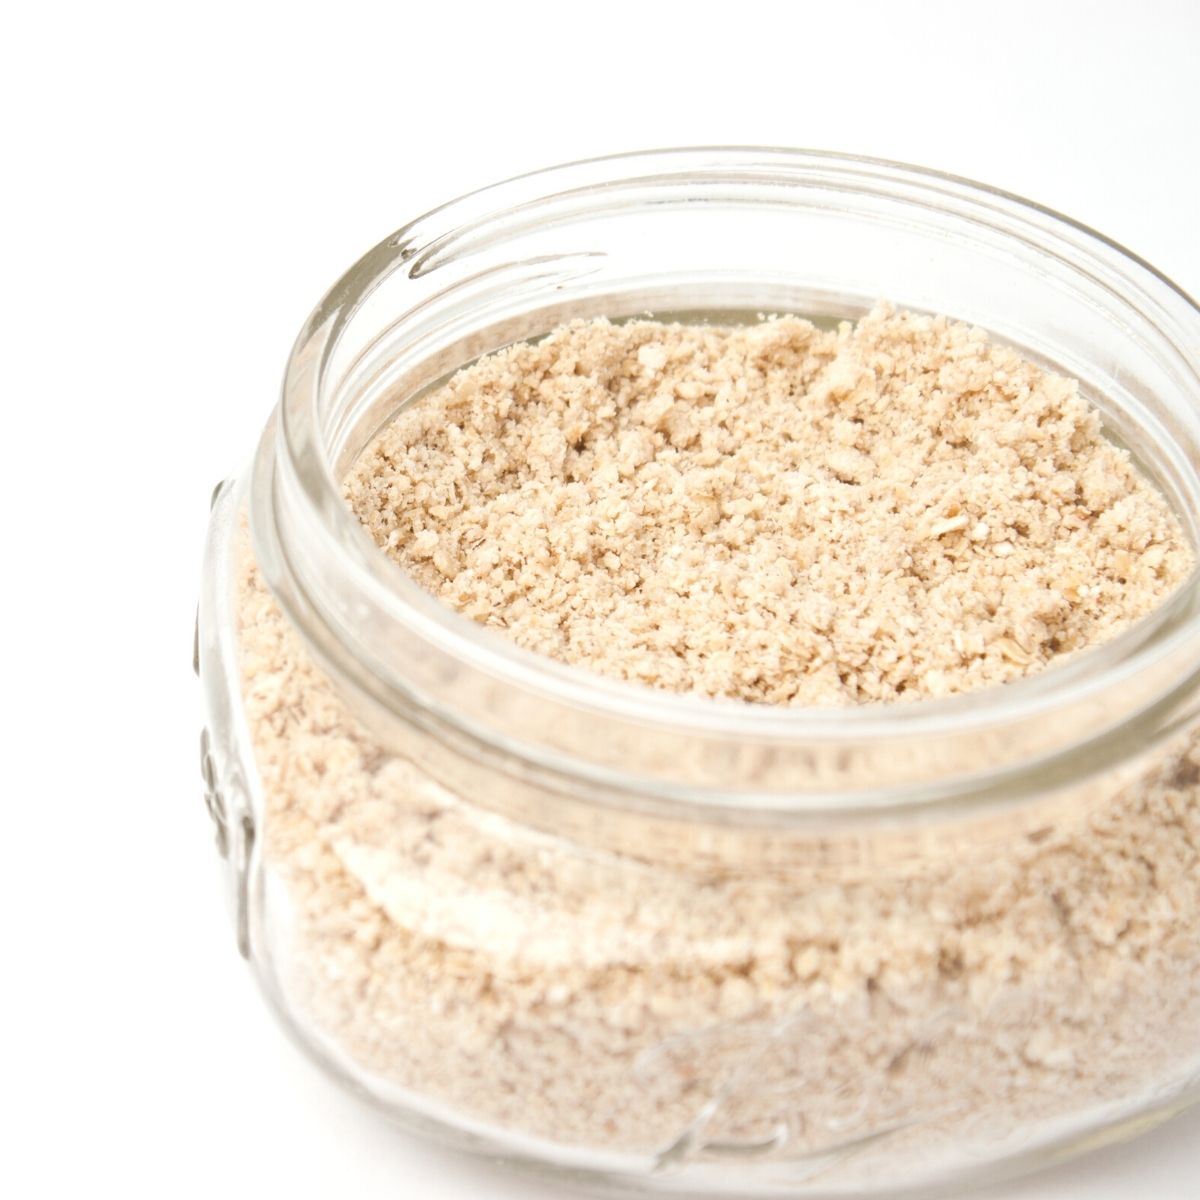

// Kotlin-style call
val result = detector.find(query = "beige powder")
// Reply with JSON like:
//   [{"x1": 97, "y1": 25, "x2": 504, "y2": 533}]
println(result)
[
  {"x1": 233, "y1": 306, "x2": 1200, "y2": 1186},
  {"x1": 346, "y1": 305, "x2": 1190, "y2": 704}
]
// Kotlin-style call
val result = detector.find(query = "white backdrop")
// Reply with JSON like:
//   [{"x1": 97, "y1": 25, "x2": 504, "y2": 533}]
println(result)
[{"x1": 4, "y1": 2, "x2": 1198, "y2": 1197}]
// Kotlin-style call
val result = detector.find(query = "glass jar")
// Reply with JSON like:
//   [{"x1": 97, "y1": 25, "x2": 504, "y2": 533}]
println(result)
[{"x1": 196, "y1": 149, "x2": 1200, "y2": 1196}]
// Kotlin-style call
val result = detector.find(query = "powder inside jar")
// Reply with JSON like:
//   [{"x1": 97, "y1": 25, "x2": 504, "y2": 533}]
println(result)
[
  {"x1": 231, "y1": 303, "x2": 1200, "y2": 1182},
  {"x1": 346, "y1": 304, "x2": 1191, "y2": 704}
]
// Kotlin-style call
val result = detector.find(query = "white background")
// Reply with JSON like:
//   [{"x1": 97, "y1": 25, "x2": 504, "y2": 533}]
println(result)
[{"x1": 4, "y1": 1, "x2": 1198, "y2": 1196}]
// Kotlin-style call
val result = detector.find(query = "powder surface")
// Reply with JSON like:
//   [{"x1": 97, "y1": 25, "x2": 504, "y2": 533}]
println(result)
[{"x1": 346, "y1": 305, "x2": 1191, "y2": 705}]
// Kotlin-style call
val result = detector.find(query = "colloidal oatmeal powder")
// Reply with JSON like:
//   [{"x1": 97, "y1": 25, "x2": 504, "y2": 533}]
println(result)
[
  {"x1": 345, "y1": 304, "x2": 1190, "y2": 703},
  {"x1": 233, "y1": 305, "x2": 1200, "y2": 1174}
]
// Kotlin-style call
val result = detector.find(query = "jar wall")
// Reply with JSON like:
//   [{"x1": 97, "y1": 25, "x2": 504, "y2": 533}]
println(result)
[{"x1": 199, "y1": 484, "x2": 1200, "y2": 1194}]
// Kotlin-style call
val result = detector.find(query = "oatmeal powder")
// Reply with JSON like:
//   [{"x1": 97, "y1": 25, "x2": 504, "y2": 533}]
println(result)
[
  {"x1": 234, "y1": 305, "x2": 1200, "y2": 1178},
  {"x1": 347, "y1": 304, "x2": 1190, "y2": 704}
]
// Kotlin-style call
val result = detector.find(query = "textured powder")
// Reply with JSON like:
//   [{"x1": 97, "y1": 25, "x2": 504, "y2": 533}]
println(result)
[
  {"x1": 232, "y1": 305, "x2": 1200, "y2": 1186},
  {"x1": 346, "y1": 305, "x2": 1190, "y2": 703}
]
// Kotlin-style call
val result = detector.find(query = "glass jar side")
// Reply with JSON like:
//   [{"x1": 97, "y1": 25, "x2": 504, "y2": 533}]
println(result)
[{"x1": 200, "y1": 472, "x2": 1200, "y2": 1196}]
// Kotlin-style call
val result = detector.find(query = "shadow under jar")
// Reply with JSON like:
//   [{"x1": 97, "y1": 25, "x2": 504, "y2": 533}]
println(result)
[{"x1": 197, "y1": 149, "x2": 1200, "y2": 1197}]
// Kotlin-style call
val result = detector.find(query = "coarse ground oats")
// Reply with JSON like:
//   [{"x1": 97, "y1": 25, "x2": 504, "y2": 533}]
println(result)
[
  {"x1": 346, "y1": 304, "x2": 1191, "y2": 705},
  {"x1": 234, "y1": 305, "x2": 1200, "y2": 1180}
]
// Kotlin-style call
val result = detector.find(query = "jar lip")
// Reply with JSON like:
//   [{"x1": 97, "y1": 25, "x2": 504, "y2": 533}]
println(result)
[
  {"x1": 274, "y1": 146, "x2": 1200, "y2": 755},
  {"x1": 396, "y1": 145, "x2": 1200, "y2": 316}
]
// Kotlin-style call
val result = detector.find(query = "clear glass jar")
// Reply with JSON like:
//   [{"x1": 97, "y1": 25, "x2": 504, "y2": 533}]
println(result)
[{"x1": 197, "y1": 149, "x2": 1200, "y2": 1196}]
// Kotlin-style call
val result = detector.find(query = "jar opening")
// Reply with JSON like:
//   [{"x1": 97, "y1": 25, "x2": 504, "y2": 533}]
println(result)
[{"x1": 253, "y1": 148, "x2": 1200, "y2": 812}]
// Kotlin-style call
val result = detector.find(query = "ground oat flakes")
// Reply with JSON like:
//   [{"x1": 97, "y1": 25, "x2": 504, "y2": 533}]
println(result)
[
  {"x1": 346, "y1": 304, "x2": 1190, "y2": 704},
  {"x1": 235, "y1": 305, "x2": 1200, "y2": 1177}
]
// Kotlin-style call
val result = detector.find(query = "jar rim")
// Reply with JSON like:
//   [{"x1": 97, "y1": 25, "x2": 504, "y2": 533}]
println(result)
[{"x1": 261, "y1": 147, "x2": 1200, "y2": 809}]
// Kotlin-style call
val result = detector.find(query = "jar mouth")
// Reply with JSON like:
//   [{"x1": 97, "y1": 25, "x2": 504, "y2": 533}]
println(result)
[{"x1": 260, "y1": 147, "x2": 1200, "y2": 806}]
